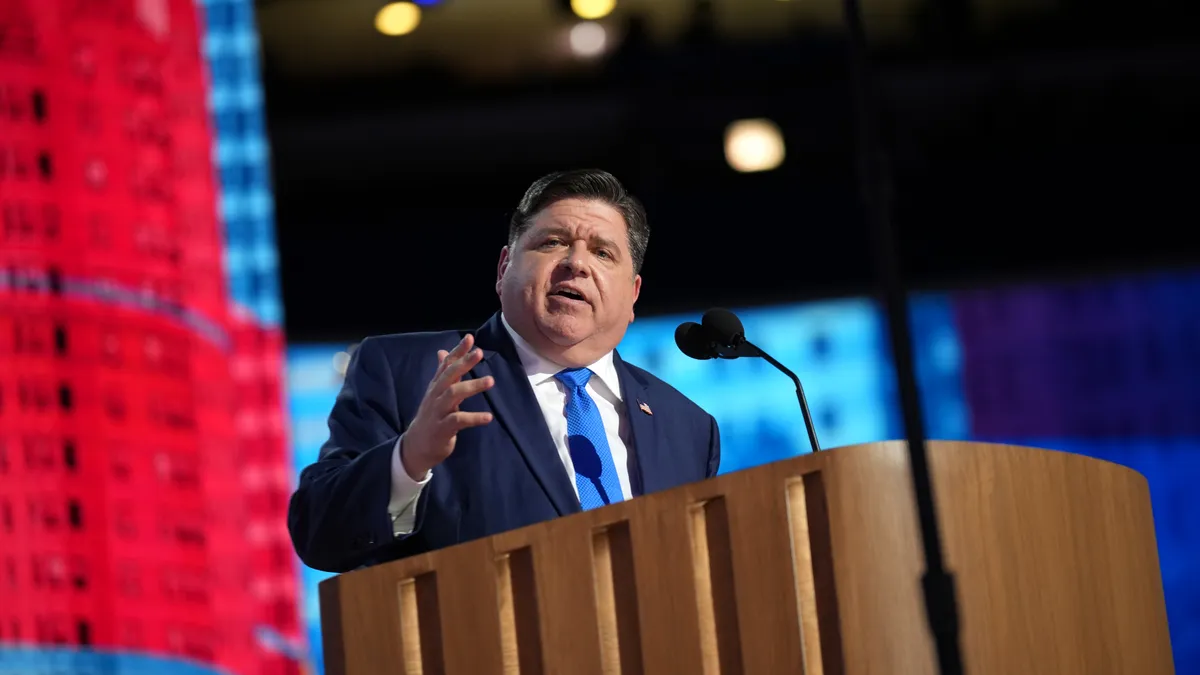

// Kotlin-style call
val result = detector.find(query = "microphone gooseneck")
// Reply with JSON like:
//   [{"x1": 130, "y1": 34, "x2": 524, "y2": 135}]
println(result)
[
  {"x1": 753, "y1": 347, "x2": 821, "y2": 454},
  {"x1": 681, "y1": 308, "x2": 822, "y2": 454}
]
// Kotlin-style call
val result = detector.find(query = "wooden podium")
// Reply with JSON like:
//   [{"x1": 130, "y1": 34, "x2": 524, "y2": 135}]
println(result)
[{"x1": 317, "y1": 441, "x2": 1175, "y2": 674}]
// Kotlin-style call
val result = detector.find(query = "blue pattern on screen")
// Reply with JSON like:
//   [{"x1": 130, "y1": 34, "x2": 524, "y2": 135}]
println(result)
[
  {"x1": 201, "y1": 0, "x2": 283, "y2": 326},
  {"x1": 286, "y1": 346, "x2": 349, "y2": 671}
]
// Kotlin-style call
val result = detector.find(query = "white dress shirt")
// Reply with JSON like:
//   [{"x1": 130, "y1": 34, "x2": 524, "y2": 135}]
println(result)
[{"x1": 386, "y1": 314, "x2": 632, "y2": 536}]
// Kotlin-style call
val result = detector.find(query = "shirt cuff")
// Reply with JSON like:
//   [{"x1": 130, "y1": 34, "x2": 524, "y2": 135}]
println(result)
[{"x1": 389, "y1": 434, "x2": 431, "y2": 536}]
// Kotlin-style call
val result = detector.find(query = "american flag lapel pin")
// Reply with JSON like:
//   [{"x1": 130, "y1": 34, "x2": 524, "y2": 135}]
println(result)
[{"x1": 638, "y1": 400, "x2": 653, "y2": 416}]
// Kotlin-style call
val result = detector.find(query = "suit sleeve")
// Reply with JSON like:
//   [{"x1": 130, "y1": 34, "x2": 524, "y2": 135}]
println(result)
[
  {"x1": 287, "y1": 337, "x2": 416, "y2": 572},
  {"x1": 706, "y1": 414, "x2": 721, "y2": 478}
]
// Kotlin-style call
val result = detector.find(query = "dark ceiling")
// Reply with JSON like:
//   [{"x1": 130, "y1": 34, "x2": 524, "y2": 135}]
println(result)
[{"x1": 254, "y1": 0, "x2": 1200, "y2": 342}]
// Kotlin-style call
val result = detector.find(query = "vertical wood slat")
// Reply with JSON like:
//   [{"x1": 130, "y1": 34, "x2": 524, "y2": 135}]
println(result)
[
  {"x1": 592, "y1": 521, "x2": 643, "y2": 675},
  {"x1": 689, "y1": 497, "x2": 744, "y2": 675},
  {"x1": 630, "y1": 499, "x2": 708, "y2": 675},
  {"x1": 397, "y1": 573, "x2": 445, "y2": 675},
  {"x1": 720, "y1": 470, "x2": 808, "y2": 674},
  {"x1": 495, "y1": 548, "x2": 543, "y2": 675},
  {"x1": 786, "y1": 477, "x2": 824, "y2": 675},
  {"x1": 318, "y1": 577, "x2": 349, "y2": 675},
  {"x1": 431, "y1": 540, "x2": 506, "y2": 674},
  {"x1": 800, "y1": 472, "x2": 845, "y2": 675},
  {"x1": 320, "y1": 561, "x2": 414, "y2": 675},
  {"x1": 786, "y1": 472, "x2": 845, "y2": 675},
  {"x1": 528, "y1": 522, "x2": 605, "y2": 675}
]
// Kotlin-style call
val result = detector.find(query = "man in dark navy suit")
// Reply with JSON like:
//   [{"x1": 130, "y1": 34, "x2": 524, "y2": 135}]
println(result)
[{"x1": 287, "y1": 169, "x2": 721, "y2": 573}]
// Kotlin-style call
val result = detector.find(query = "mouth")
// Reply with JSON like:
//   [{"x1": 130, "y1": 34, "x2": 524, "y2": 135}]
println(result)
[{"x1": 548, "y1": 287, "x2": 589, "y2": 304}]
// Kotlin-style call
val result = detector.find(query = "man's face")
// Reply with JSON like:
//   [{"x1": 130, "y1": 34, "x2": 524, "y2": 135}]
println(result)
[{"x1": 496, "y1": 198, "x2": 642, "y2": 367}]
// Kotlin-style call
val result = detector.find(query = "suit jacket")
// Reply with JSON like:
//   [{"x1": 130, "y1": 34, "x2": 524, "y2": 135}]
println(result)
[{"x1": 287, "y1": 312, "x2": 721, "y2": 573}]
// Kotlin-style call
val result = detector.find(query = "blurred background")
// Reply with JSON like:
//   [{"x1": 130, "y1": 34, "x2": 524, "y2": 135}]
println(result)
[{"x1": 1, "y1": 0, "x2": 1197, "y2": 673}]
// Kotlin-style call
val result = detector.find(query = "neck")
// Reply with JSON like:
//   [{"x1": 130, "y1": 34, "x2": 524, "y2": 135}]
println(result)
[{"x1": 500, "y1": 312, "x2": 611, "y2": 369}]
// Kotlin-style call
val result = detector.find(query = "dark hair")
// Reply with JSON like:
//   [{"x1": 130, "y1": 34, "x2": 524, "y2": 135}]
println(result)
[{"x1": 508, "y1": 169, "x2": 650, "y2": 274}]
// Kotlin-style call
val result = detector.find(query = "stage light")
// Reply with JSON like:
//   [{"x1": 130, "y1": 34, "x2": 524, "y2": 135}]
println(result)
[
  {"x1": 569, "y1": 21, "x2": 607, "y2": 57},
  {"x1": 570, "y1": 0, "x2": 616, "y2": 20},
  {"x1": 375, "y1": 2, "x2": 421, "y2": 36},
  {"x1": 724, "y1": 118, "x2": 786, "y2": 173}
]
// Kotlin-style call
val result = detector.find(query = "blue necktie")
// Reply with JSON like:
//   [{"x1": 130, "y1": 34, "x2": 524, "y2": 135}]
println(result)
[{"x1": 555, "y1": 368, "x2": 625, "y2": 509}]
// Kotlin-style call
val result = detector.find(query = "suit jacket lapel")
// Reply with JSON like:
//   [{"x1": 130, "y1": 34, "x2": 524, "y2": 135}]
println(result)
[
  {"x1": 471, "y1": 313, "x2": 580, "y2": 517},
  {"x1": 614, "y1": 351, "x2": 665, "y2": 498}
]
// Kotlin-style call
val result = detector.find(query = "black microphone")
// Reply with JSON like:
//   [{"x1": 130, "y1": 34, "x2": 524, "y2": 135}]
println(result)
[
  {"x1": 676, "y1": 308, "x2": 821, "y2": 453},
  {"x1": 674, "y1": 321, "x2": 746, "y2": 360},
  {"x1": 674, "y1": 321, "x2": 720, "y2": 360},
  {"x1": 700, "y1": 308, "x2": 758, "y2": 356}
]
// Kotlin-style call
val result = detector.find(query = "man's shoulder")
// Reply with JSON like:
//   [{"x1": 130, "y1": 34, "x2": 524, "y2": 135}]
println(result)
[
  {"x1": 359, "y1": 329, "x2": 469, "y2": 361},
  {"x1": 618, "y1": 358, "x2": 713, "y2": 421}
]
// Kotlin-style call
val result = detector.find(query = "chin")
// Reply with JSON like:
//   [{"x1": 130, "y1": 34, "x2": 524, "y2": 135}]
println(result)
[{"x1": 537, "y1": 315, "x2": 594, "y2": 346}]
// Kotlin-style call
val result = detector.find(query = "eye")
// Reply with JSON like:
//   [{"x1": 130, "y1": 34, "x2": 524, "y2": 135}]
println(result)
[
  {"x1": 596, "y1": 249, "x2": 612, "y2": 259},
  {"x1": 540, "y1": 238, "x2": 563, "y2": 248}
]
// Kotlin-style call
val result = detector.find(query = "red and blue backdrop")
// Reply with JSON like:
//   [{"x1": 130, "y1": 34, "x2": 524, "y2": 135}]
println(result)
[{"x1": 0, "y1": 0, "x2": 298, "y2": 673}]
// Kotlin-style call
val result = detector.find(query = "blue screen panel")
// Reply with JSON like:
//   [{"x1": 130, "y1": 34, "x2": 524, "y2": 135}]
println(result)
[{"x1": 285, "y1": 346, "x2": 353, "y2": 671}]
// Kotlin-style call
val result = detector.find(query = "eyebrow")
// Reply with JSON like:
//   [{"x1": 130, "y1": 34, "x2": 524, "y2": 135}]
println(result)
[{"x1": 534, "y1": 226, "x2": 622, "y2": 255}]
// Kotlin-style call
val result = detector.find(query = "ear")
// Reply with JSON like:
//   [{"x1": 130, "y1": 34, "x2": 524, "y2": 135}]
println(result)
[
  {"x1": 629, "y1": 274, "x2": 642, "y2": 323},
  {"x1": 496, "y1": 246, "x2": 511, "y2": 297}
]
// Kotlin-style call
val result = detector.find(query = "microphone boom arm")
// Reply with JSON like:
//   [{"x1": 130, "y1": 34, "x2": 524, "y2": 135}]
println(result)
[{"x1": 744, "y1": 340, "x2": 822, "y2": 454}]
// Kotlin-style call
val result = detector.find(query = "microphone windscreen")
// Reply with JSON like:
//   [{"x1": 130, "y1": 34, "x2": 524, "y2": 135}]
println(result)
[
  {"x1": 701, "y1": 308, "x2": 744, "y2": 345},
  {"x1": 674, "y1": 322, "x2": 717, "y2": 360}
]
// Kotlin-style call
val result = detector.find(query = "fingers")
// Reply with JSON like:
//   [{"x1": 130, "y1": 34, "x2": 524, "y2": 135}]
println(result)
[
  {"x1": 432, "y1": 349, "x2": 451, "y2": 383},
  {"x1": 455, "y1": 333, "x2": 474, "y2": 356},
  {"x1": 441, "y1": 410, "x2": 493, "y2": 432},
  {"x1": 431, "y1": 334, "x2": 475, "y2": 384},
  {"x1": 439, "y1": 376, "x2": 494, "y2": 412},
  {"x1": 425, "y1": 333, "x2": 493, "y2": 420},
  {"x1": 434, "y1": 344, "x2": 484, "y2": 393}
]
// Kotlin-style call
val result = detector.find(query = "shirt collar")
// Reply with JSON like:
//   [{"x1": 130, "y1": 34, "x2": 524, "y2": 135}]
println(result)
[{"x1": 500, "y1": 312, "x2": 623, "y2": 402}]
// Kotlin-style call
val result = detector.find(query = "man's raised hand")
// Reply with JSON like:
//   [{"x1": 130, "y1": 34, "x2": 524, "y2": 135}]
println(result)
[{"x1": 399, "y1": 333, "x2": 494, "y2": 480}]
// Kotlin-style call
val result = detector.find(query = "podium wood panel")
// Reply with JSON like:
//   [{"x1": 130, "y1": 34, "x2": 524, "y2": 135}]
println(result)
[{"x1": 319, "y1": 441, "x2": 1174, "y2": 674}]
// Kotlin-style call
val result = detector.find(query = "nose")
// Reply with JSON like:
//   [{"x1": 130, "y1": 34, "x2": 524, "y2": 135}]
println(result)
[{"x1": 559, "y1": 243, "x2": 590, "y2": 275}]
